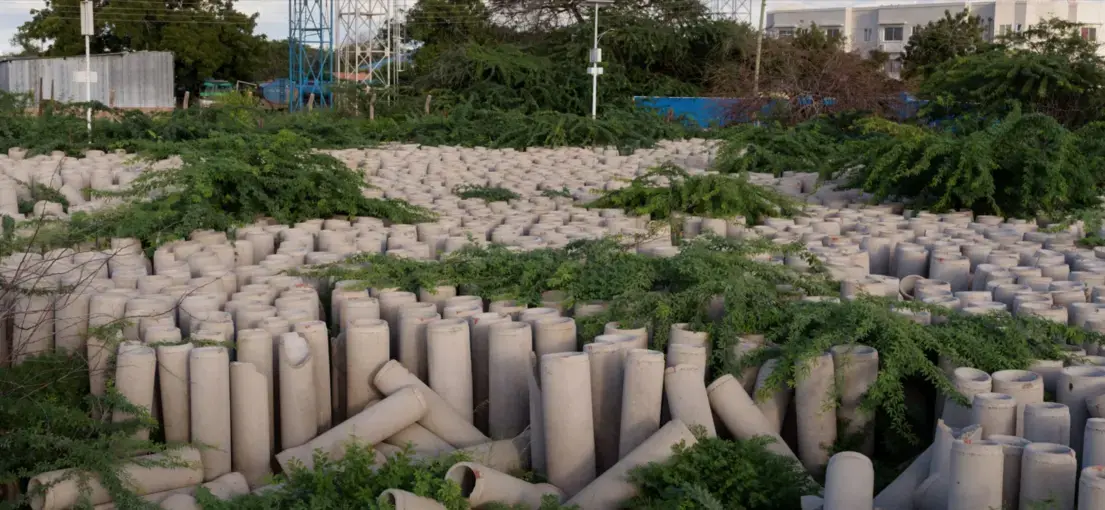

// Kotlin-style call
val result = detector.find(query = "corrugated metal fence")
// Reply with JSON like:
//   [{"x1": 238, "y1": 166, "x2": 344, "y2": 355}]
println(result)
[{"x1": 0, "y1": 51, "x2": 174, "y2": 109}]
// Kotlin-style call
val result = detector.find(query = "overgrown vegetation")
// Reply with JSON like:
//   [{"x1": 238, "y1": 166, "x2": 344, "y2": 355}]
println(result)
[
  {"x1": 85, "y1": 130, "x2": 432, "y2": 248},
  {"x1": 453, "y1": 185, "x2": 522, "y2": 202},
  {"x1": 588, "y1": 164, "x2": 800, "y2": 226},
  {"x1": 0, "y1": 346, "x2": 178, "y2": 510},
  {"x1": 628, "y1": 435, "x2": 819, "y2": 509},
  {"x1": 0, "y1": 100, "x2": 702, "y2": 156},
  {"x1": 834, "y1": 110, "x2": 1102, "y2": 216},
  {"x1": 202, "y1": 446, "x2": 471, "y2": 510},
  {"x1": 7, "y1": 1, "x2": 1105, "y2": 507},
  {"x1": 299, "y1": 235, "x2": 1095, "y2": 449}
]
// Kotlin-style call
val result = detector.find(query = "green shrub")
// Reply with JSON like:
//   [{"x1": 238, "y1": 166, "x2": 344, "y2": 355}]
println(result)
[
  {"x1": 627, "y1": 435, "x2": 819, "y2": 509},
  {"x1": 540, "y1": 187, "x2": 573, "y2": 199},
  {"x1": 453, "y1": 184, "x2": 521, "y2": 202},
  {"x1": 76, "y1": 130, "x2": 433, "y2": 249},
  {"x1": 588, "y1": 164, "x2": 800, "y2": 224},
  {"x1": 712, "y1": 121, "x2": 842, "y2": 177},
  {"x1": 837, "y1": 110, "x2": 1100, "y2": 218},
  {"x1": 198, "y1": 445, "x2": 469, "y2": 509},
  {"x1": 0, "y1": 350, "x2": 175, "y2": 510}
]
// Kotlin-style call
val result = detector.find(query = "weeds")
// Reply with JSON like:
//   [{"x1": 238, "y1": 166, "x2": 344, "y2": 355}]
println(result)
[
  {"x1": 453, "y1": 184, "x2": 521, "y2": 202},
  {"x1": 588, "y1": 164, "x2": 801, "y2": 225}
]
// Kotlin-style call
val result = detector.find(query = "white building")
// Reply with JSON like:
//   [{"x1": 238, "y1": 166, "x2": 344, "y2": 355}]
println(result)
[{"x1": 767, "y1": 0, "x2": 1105, "y2": 76}]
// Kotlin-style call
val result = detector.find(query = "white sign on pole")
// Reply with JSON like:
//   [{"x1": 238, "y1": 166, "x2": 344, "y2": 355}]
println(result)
[
  {"x1": 74, "y1": 71, "x2": 98, "y2": 83},
  {"x1": 80, "y1": 1, "x2": 94, "y2": 36}
]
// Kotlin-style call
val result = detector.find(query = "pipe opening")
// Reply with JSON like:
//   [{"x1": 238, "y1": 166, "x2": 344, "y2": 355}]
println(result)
[{"x1": 458, "y1": 466, "x2": 477, "y2": 497}]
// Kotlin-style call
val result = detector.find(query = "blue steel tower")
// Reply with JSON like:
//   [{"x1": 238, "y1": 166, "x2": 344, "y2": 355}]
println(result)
[{"x1": 289, "y1": 0, "x2": 335, "y2": 110}]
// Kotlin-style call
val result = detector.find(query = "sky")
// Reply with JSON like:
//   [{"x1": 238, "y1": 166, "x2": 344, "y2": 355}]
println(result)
[{"x1": 0, "y1": 0, "x2": 932, "y2": 55}]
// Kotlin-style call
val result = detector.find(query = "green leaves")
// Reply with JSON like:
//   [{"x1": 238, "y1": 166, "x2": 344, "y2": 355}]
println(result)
[
  {"x1": 837, "y1": 110, "x2": 1101, "y2": 218},
  {"x1": 916, "y1": 17, "x2": 1105, "y2": 128},
  {"x1": 712, "y1": 121, "x2": 842, "y2": 177},
  {"x1": 901, "y1": 9, "x2": 990, "y2": 80},
  {"x1": 453, "y1": 185, "x2": 522, "y2": 202},
  {"x1": 198, "y1": 445, "x2": 471, "y2": 510},
  {"x1": 588, "y1": 164, "x2": 800, "y2": 225},
  {"x1": 627, "y1": 436, "x2": 819, "y2": 510}
]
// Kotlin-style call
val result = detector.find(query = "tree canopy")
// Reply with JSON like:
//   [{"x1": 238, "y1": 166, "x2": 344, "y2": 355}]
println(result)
[
  {"x1": 901, "y1": 9, "x2": 988, "y2": 80},
  {"x1": 916, "y1": 17, "x2": 1105, "y2": 127},
  {"x1": 12, "y1": 0, "x2": 274, "y2": 91}
]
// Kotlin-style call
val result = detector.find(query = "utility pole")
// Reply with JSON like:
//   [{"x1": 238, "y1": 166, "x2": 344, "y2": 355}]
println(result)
[
  {"x1": 753, "y1": 0, "x2": 767, "y2": 97},
  {"x1": 80, "y1": 0, "x2": 94, "y2": 142},
  {"x1": 585, "y1": 0, "x2": 613, "y2": 119}
]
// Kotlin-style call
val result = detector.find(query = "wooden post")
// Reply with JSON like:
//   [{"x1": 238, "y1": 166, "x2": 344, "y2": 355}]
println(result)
[
  {"x1": 308, "y1": 93, "x2": 315, "y2": 111},
  {"x1": 36, "y1": 77, "x2": 43, "y2": 116},
  {"x1": 369, "y1": 92, "x2": 376, "y2": 121},
  {"x1": 183, "y1": 91, "x2": 190, "y2": 109},
  {"x1": 109, "y1": 89, "x2": 115, "y2": 108},
  {"x1": 424, "y1": 94, "x2": 432, "y2": 115}
]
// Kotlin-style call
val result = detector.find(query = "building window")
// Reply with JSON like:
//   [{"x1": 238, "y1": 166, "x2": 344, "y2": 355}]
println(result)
[
  {"x1": 886, "y1": 59, "x2": 902, "y2": 75},
  {"x1": 864, "y1": 28, "x2": 872, "y2": 42},
  {"x1": 1000, "y1": 24, "x2": 1012, "y2": 35},
  {"x1": 826, "y1": 27, "x2": 842, "y2": 38},
  {"x1": 1016, "y1": 24, "x2": 1022, "y2": 32},
  {"x1": 777, "y1": 28, "x2": 794, "y2": 38},
  {"x1": 883, "y1": 26, "x2": 904, "y2": 41},
  {"x1": 1083, "y1": 27, "x2": 1097, "y2": 41}
]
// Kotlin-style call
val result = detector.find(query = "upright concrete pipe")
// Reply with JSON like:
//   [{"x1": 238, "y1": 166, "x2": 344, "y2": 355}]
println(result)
[
  {"x1": 541, "y1": 352, "x2": 596, "y2": 497},
  {"x1": 488, "y1": 321, "x2": 533, "y2": 439},
  {"x1": 427, "y1": 318, "x2": 474, "y2": 422}
]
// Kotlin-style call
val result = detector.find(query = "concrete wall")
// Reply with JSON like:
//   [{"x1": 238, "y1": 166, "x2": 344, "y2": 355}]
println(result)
[{"x1": 0, "y1": 51, "x2": 175, "y2": 109}]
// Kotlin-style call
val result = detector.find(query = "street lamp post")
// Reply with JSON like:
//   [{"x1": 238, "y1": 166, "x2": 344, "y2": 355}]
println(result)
[
  {"x1": 80, "y1": 0, "x2": 93, "y2": 142},
  {"x1": 585, "y1": 0, "x2": 613, "y2": 119}
]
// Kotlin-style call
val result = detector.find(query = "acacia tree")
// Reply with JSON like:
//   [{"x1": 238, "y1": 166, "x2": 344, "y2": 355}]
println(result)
[
  {"x1": 708, "y1": 24, "x2": 903, "y2": 124},
  {"x1": 901, "y1": 9, "x2": 988, "y2": 80},
  {"x1": 12, "y1": 0, "x2": 268, "y2": 92},
  {"x1": 918, "y1": 17, "x2": 1105, "y2": 127}
]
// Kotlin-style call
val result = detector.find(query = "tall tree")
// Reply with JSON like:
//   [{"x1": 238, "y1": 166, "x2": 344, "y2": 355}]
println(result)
[
  {"x1": 13, "y1": 0, "x2": 267, "y2": 92},
  {"x1": 901, "y1": 10, "x2": 987, "y2": 80},
  {"x1": 405, "y1": 0, "x2": 493, "y2": 46},
  {"x1": 917, "y1": 17, "x2": 1105, "y2": 127}
]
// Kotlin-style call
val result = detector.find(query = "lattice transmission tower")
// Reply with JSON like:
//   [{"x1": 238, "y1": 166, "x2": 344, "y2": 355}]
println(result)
[
  {"x1": 336, "y1": 0, "x2": 394, "y2": 93},
  {"x1": 289, "y1": 0, "x2": 335, "y2": 110},
  {"x1": 709, "y1": 0, "x2": 752, "y2": 24}
]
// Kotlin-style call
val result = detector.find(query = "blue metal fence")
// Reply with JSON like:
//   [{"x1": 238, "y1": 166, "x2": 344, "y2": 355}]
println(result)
[{"x1": 633, "y1": 93, "x2": 927, "y2": 127}]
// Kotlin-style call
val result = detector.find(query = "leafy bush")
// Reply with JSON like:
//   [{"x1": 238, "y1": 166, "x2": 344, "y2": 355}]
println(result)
[
  {"x1": 15, "y1": 181, "x2": 70, "y2": 215},
  {"x1": 0, "y1": 351, "x2": 176, "y2": 510},
  {"x1": 917, "y1": 18, "x2": 1105, "y2": 128},
  {"x1": 76, "y1": 130, "x2": 433, "y2": 249},
  {"x1": 199, "y1": 445, "x2": 469, "y2": 509},
  {"x1": 588, "y1": 164, "x2": 800, "y2": 224},
  {"x1": 0, "y1": 104, "x2": 703, "y2": 157},
  {"x1": 712, "y1": 122, "x2": 841, "y2": 177},
  {"x1": 540, "y1": 187, "x2": 573, "y2": 199},
  {"x1": 837, "y1": 111, "x2": 1101, "y2": 217},
  {"x1": 627, "y1": 435, "x2": 819, "y2": 509},
  {"x1": 901, "y1": 10, "x2": 991, "y2": 80},
  {"x1": 453, "y1": 184, "x2": 522, "y2": 202}
]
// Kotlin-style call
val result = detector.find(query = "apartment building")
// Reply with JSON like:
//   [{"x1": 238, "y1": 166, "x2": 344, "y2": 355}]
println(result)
[{"x1": 766, "y1": 0, "x2": 1105, "y2": 77}]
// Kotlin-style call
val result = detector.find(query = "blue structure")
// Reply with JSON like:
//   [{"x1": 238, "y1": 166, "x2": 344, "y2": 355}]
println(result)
[
  {"x1": 634, "y1": 93, "x2": 926, "y2": 127},
  {"x1": 289, "y1": 0, "x2": 334, "y2": 111}
]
